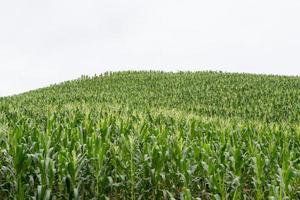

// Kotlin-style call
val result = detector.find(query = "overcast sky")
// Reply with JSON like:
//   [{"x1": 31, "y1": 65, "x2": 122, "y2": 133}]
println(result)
[{"x1": 1, "y1": 0, "x2": 300, "y2": 96}]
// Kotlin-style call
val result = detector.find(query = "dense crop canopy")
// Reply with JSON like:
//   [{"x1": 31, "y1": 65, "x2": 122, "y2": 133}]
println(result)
[{"x1": 1, "y1": 71, "x2": 300, "y2": 199}]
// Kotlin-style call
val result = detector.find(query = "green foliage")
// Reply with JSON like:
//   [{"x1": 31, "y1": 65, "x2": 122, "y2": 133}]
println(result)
[{"x1": 1, "y1": 71, "x2": 300, "y2": 199}]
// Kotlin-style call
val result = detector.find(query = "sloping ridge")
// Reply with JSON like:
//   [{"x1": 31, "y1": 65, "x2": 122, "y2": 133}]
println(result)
[{"x1": 1, "y1": 71, "x2": 300, "y2": 199}]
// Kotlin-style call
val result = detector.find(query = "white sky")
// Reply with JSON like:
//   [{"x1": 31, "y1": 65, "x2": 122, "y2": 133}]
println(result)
[{"x1": 1, "y1": 0, "x2": 300, "y2": 97}]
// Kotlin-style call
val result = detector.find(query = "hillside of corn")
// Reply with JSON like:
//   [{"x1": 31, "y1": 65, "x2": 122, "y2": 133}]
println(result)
[{"x1": 1, "y1": 71, "x2": 300, "y2": 199}]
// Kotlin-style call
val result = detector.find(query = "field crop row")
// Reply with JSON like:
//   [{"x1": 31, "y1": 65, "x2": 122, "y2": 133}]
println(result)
[{"x1": 1, "y1": 71, "x2": 300, "y2": 199}]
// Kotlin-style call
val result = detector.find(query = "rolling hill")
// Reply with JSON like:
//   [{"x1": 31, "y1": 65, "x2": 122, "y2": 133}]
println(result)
[{"x1": 1, "y1": 71, "x2": 300, "y2": 199}]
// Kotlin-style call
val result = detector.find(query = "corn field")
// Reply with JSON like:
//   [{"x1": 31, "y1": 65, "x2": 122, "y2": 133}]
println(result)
[{"x1": 1, "y1": 71, "x2": 300, "y2": 199}]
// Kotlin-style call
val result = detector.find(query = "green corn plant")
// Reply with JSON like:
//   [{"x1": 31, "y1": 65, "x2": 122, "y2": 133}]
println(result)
[{"x1": 1, "y1": 71, "x2": 300, "y2": 198}]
